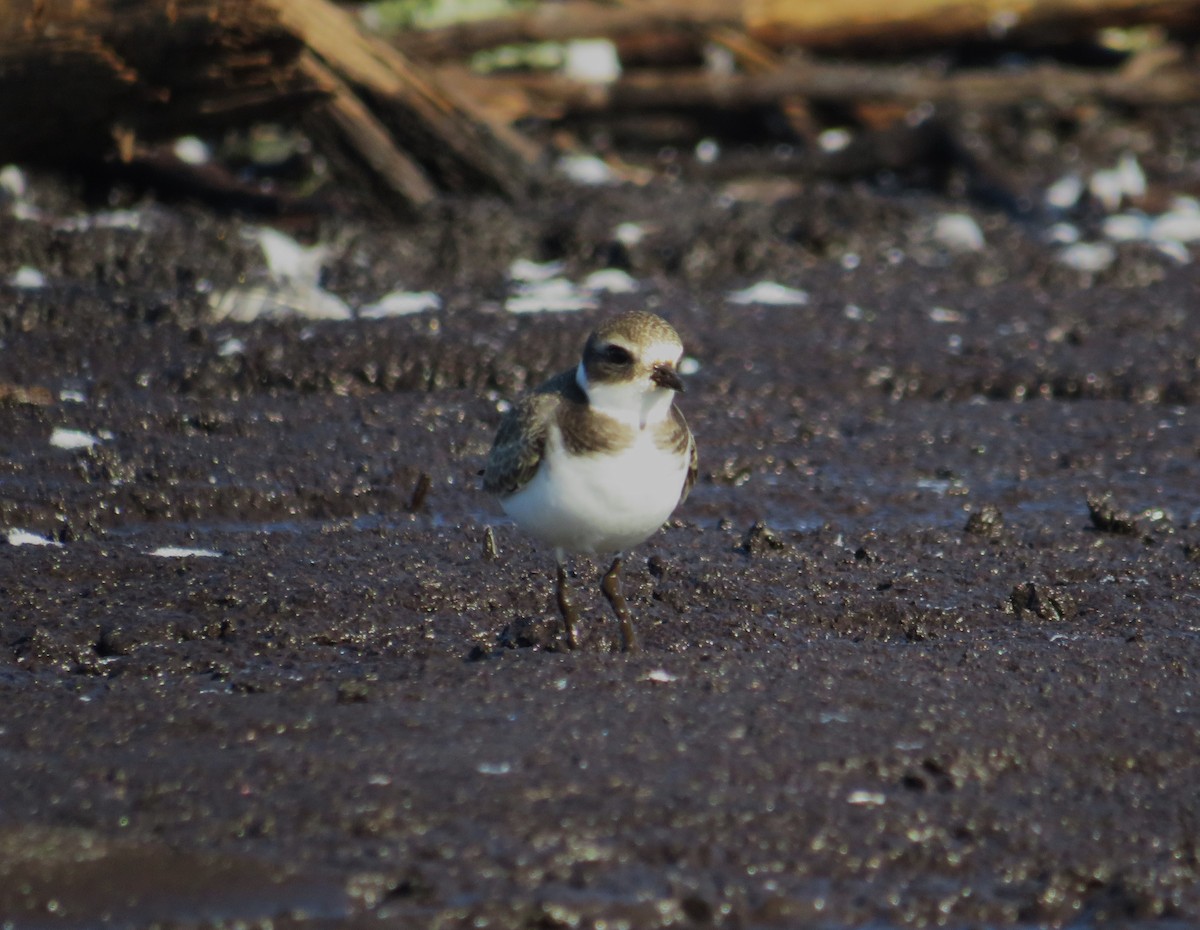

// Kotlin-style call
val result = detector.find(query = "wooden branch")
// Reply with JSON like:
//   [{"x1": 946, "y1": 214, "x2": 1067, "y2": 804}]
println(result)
[
  {"x1": 395, "y1": 0, "x2": 738, "y2": 62},
  {"x1": 745, "y1": 0, "x2": 1200, "y2": 50},
  {"x1": 498, "y1": 53, "x2": 1200, "y2": 117},
  {"x1": 258, "y1": 0, "x2": 538, "y2": 198},
  {"x1": 399, "y1": 0, "x2": 1200, "y2": 61},
  {"x1": 297, "y1": 51, "x2": 439, "y2": 207}
]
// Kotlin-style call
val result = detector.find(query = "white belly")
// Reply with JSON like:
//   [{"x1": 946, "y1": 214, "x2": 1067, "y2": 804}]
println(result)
[{"x1": 500, "y1": 427, "x2": 687, "y2": 556}]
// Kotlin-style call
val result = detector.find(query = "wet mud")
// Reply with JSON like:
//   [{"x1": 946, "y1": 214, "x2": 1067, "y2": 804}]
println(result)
[{"x1": 1, "y1": 147, "x2": 1200, "y2": 929}]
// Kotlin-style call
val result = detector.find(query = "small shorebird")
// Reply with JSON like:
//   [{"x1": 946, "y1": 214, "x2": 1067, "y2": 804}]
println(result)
[{"x1": 484, "y1": 311, "x2": 696, "y2": 652}]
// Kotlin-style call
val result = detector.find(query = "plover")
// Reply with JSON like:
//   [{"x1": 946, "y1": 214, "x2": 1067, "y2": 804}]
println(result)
[{"x1": 484, "y1": 311, "x2": 697, "y2": 652}]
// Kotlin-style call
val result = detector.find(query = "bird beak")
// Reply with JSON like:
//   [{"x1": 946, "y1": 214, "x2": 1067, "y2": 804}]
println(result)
[{"x1": 651, "y1": 363, "x2": 684, "y2": 392}]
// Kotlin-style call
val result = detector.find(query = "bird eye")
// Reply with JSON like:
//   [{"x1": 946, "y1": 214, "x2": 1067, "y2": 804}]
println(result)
[{"x1": 603, "y1": 344, "x2": 633, "y2": 365}]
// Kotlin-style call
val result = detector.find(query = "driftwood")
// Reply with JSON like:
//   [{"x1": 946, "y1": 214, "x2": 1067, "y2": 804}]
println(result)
[
  {"x1": 395, "y1": 0, "x2": 739, "y2": 61},
  {"x1": 745, "y1": 0, "x2": 1200, "y2": 50},
  {"x1": 259, "y1": 0, "x2": 538, "y2": 199},
  {"x1": 1, "y1": 0, "x2": 1198, "y2": 208},
  {"x1": 398, "y1": 0, "x2": 1200, "y2": 151},
  {"x1": 464, "y1": 47, "x2": 1200, "y2": 128},
  {"x1": 0, "y1": 1, "x2": 311, "y2": 164},
  {"x1": 0, "y1": 0, "x2": 537, "y2": 209},
  {"x1": 400, "y1": 0, "x2": 1200, "y2": 58}
]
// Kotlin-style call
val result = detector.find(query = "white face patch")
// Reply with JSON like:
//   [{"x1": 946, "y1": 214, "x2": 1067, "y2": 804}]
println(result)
[{"x1": 578, "y1": 359, "x2": 676, "y2": 430}]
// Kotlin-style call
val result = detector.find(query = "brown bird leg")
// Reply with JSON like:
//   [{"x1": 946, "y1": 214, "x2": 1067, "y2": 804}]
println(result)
[
  {"x1": 601, "y1": 555, "x2": 638, "y2": 653},
  {"x1": 555, "y1": 560, "x2": 581, "y2": 650}
]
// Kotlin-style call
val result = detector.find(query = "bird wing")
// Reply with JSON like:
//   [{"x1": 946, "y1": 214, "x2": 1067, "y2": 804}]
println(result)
[
  {"x1": 483, "y1": 373, "x2": 576, "y2": 496},
  {"x1": 675, "y1": 406, "x2": 698, "y2": 506}
]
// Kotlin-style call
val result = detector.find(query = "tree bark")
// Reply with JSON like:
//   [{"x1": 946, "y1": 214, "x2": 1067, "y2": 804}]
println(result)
[
  {"x1": 0, "y1": 1, "x2": 311, "y2": 164},
  {"x1": 0, "y1": 0, "x2": 538, "y2": 208}
]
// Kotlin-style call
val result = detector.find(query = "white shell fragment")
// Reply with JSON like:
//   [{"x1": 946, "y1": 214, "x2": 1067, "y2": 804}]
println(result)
[
  {"x1": 50, "y1": 427, "x2": 101, "y2": 450},
  {"x1": 6, "y1": 529, "x2": 63, "y2": 548},
  {"x1": 613, "y1": 223, "x2": 647, "y2": 247},
  {"x1": 0, "y1": 164, "x2": 27, "y2": 199},
  {"x1": 558, "y1": 154, "x2": 617, "y2": 186},
  {"x1": 1045, "y1": 173, "x2": 1084, "y2": 210},
  {"x1": 1149, "y1": 199, "x2": 1200, "y2": 243},
  {"x1": 1058, "y1": 242, "x2": 1116, "y2": 273},
  {"x1": 1102, "y1": 214, "x2": 1149, "y2": 242},
  {"x1": 563, "y1": 39, "x2": 622, "y2": 83},
  {"x1": 818, "y1": 128, "x2": 853, "y2": 153},
  {"x1": 358, "y1": 291, "x2": 442, "y2": 318},
  {"x1": 1089, "y1": 154, "x2": 1145, "y2": 212},
  {"x1": 504, "y1": 260, "x2": 641, "y2": 312},
  {"x1": 582, "y1": 269, "x2": 638, "y2": 294},
  {"x1": 149, "y1": 546, "x2": 222, "y2": 559},
  {"x1": 1045, "y1": 223, "x2": 1081, "y2": 245},
  {"x1": 1154, "y1": 240, "x2": 1191, "y2": 264},
  {"x1": 694, "y1": 138, "x2": 720, "y2": 164},
  {"x1": 509, "y1": 259, "x2": 566, "y2": 283},
  {"x1": 173, "y1": 136, "x2": 212, "y2": 166},
  {"x1": 505, "y1": 278, "x2": 596, "y2": 314},
  {"x1": 933, "y1": 213, "x2": 985, "y2": 252},
  {"x1": 8, "y1": 266, "x2": 46, "y2": 289},
  {"x1": 727, "y1": 282, "x2": 809, "y2": 306},
  {"x1": 56, "y1": 209, "x2": 145, "y2": 232},
  {"x1": 208, "y1": 282, "x2": 352, "y2": 323},
  {"x1": 252, "y1": 227, "x2": 329, "y2": 285},
  {"x1": 216, "y1": 337, "x2": 246, "y2": 357},
  {"x1": 208, "y1": 227, "x2": 355, "y2": 322},
  {"x1": 928, "y1": 306, "x2": 964, "y2": 324}
]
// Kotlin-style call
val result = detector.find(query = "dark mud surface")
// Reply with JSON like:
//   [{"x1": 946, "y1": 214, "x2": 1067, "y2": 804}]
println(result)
[{"x1": 2, "y1": 138, "x2": 1200, "y2": 929}]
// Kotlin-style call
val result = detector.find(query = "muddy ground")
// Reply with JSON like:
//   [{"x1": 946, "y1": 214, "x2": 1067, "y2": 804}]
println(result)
[{"x1": 2, "y1": 109, "x2": 1200, "y2": 929}]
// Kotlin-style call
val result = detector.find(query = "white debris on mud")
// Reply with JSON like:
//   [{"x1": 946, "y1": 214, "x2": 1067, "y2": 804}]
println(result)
[
  {"x1": 727, "y1": 282, "x2": 810, "y2": 306},
  {"x1": 148, "y1": 546, "x2": 222, "y2": 559},
  {"x1": 933, "y1": 213, "x2": 985, "y2": 252},
  {"x1": 5, "y1": 529, "x2": 63, "y2": 548},
  {"x1": 50, "y1": 427, "x2": 101, "y2": 450},
  {"x1": 8, "y1": 266, "x2": 46, "y2": 289},
  {"x1": 359, "y1": 291, "x2": 442, "y2": 318}
]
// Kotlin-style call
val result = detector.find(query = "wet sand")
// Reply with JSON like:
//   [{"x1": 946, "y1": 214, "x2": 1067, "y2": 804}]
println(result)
[{"x1": 1, "y1": 160, "x2": 1199, "y2": 928}]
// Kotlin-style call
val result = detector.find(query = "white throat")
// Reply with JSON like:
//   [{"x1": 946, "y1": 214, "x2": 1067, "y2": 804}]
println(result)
[{"x1": 577, "y1": 361, "x2": 674, "y2": 430}]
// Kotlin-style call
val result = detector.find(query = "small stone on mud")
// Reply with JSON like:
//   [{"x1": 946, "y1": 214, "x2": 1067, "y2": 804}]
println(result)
[
  {"x1": 964, "y1": 504, "x2": 1005, "y2": 537},
  {"x1": 96, "y1": 627, "x2": 135, "y2": 658},
  {"x1": 336, "y1": 680, "x2": 373, "y2": 704},
  {"x1": 406, "y1": 472, "x2": 431, "y2": 513},
  {"x1": 680, "y1": 895, "x2": 715, "y2": 923},
  {"x1": 1087, "y1": 491, "x2": 1140, "y2": 535},
  {"x1": 481, "y1": 526, "x2": 499, "y2": 561},
  {"x1": 499, "y1": 616, "x2": 564, "y2": 650},
  {"x1": 1010, "y1": 583, "x2": 1078, "y2": 622},
  {"x1": 739, "y1": 521, "x2": 787, "y2": 556}
]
